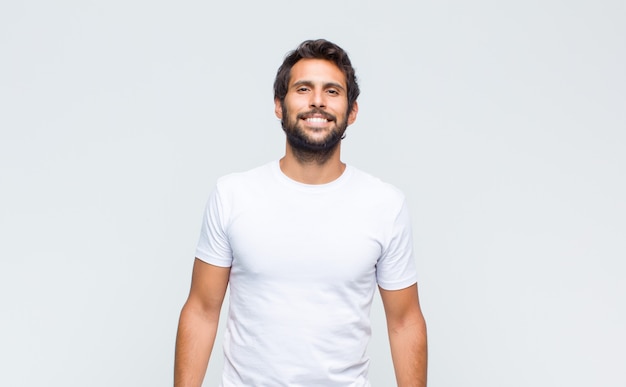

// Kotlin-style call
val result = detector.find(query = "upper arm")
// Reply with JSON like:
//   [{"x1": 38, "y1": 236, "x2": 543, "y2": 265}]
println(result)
[
  {"x1": 185, "y1": 258, "x2": 231, "y2": 316},
  {"x1": 379, "y1": 283, "x2": 425, "y2": 329}
]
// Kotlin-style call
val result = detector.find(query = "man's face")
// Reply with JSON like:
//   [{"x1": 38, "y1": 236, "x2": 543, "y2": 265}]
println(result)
[{"x1": 275, "y1": 59, "x2": 358, "y2": 156}]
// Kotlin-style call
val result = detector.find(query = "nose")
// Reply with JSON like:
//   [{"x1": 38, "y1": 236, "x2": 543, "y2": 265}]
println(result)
[{"x1": 309, "y1": 89, "x2": 326, "y2": 109}]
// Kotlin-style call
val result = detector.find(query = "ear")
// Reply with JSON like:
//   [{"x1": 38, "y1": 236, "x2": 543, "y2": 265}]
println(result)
[
  {"x1": 274, "y1": 99, "x2": 283, "y2": 119},
  {"x1": 347, "y1": 101, "x2": 359, "y2": 125}
]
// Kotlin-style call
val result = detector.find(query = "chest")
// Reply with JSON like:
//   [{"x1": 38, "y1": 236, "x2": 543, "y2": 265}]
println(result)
[{"x1": 226, "y1": 194, "x2": 384, "y2": 283}]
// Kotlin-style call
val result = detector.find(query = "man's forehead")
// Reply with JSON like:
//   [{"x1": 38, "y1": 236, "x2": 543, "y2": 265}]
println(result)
[{"x1": 289, "y1": 59, "x2": 347, "y2": 87}]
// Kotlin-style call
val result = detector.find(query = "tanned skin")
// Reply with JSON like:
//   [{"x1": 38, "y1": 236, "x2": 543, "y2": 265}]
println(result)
[
  {"x1": 174, "y1": 260, "x2": 230, "y2": 386},
  {"x1": 380, "y1": 284, "x2": 428, "y2": 387}
]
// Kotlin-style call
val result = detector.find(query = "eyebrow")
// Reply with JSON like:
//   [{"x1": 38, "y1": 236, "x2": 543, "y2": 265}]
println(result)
[{"x1": 291, "y1": 80, "x2": 346, "y2": 92}]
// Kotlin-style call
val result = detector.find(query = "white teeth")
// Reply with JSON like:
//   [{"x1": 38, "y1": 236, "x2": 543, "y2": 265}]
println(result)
[{"x1": 306, "y1": 117, "x2": 328, "y2": 123}]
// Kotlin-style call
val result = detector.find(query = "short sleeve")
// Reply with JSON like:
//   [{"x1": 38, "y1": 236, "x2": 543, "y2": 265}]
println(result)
[
  {"x1": 376, "y1": 199, "x2": 418, "y2": 290},
  {"x1": 194, "y1": 187, "x2": 233, "y2": 267}
]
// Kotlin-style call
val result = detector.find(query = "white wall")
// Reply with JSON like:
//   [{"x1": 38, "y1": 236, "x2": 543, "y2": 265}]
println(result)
[{"x1": 1, "y1": 0, "x2": 624, "y2": 386}]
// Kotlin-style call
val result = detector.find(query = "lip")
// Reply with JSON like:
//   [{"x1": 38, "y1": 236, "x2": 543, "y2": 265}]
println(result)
[
  {"x1": 304, "y1": 117, "x2": 330, "y2": 123},
  {"x1": 301, "y1": 117, "x2": 331, "y2": 129},
  {"x1": 298, "y1": 110, "x2": 336, "y2": 122}
]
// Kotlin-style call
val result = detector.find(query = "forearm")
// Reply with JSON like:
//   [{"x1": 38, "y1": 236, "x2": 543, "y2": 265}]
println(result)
[
  {"x1": 174, "y1": 303, "x2": 220, "y2": 387},
  {"x1": 388, "y1": 317, "x2": 428, "y2": 387}
]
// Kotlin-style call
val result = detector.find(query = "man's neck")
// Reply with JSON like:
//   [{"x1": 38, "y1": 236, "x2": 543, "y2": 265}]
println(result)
[{"x1": 279, "y1": 145, "x2": 346, "y2": 185}]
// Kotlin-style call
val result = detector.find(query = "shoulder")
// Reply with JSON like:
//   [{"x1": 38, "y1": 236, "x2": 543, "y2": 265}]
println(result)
[
  {"x1": 348, "y1": 165, "x2": 407, "y2": 204},
  {"x1": 216, "y1": 161, "x2": 275, "y2": 192}
]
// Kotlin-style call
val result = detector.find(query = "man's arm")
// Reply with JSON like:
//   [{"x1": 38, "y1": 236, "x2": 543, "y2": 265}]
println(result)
[
  {"x1": 174, "y1": 258, "x2": 230, "y2": 387},
  {"x1": 379, "y1": 283, "x2": 428, "y2": 387}
]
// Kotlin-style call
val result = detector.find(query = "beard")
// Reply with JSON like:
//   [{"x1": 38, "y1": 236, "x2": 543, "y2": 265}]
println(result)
[{"x1": 281, "y1": 104, "x2": 349, "y2": 164}]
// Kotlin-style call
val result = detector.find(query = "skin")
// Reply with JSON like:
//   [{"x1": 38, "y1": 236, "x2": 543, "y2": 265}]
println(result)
[
  {"x1": 174, "y1": 259, "x2": 230, "y2": 387},
  {"x1": 174, "y1": 58, "x2": 428, "y2": 387},
  {"x1": 380, "y1": 284, "x2": 428, "y2": 387}
]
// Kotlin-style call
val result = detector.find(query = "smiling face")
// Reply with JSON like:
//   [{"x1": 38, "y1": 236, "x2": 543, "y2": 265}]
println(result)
[{"x1": 275, "y1": 58, "x2": 358, "y2": 163}]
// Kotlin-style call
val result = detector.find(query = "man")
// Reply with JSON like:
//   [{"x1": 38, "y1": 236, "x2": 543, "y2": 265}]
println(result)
[{"x1": 175, "y1": 39, "x2": 427, "y2": 387}]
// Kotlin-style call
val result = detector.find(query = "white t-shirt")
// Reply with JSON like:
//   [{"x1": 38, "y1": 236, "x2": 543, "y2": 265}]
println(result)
[{"x1": 195, "y1": 161, "x2": 418, "y2": 386}]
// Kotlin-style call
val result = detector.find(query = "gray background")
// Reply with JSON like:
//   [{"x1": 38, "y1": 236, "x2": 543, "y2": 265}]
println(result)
[{"x1": 1, "y1": 0, "x2": 624, "y2": 386}]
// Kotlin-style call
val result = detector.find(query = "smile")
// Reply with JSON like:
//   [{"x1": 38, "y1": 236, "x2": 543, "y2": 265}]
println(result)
[{"x1": 305, "y1": 117, "x2": 330, "y2": 123}]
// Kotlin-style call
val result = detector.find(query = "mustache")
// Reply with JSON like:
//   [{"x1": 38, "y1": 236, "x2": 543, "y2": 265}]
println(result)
[{"x1": 296, "y1": 108, "x2": 336, "y2": 122}]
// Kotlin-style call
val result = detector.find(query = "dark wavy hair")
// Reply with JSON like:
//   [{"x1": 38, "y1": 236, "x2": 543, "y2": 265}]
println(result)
[{"x1": 273, "y1": 39, "x2": 360, "y2": 115}]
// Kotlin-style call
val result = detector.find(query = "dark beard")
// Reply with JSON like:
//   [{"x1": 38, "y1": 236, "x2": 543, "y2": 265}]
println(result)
[{"x1": 281, "y1": 105, "x2": 348, "y2": 164}]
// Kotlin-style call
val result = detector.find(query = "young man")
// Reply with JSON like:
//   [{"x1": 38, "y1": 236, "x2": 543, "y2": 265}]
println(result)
[{"x1": 175, "y1": 39, "x2": 427, "y2": 387}]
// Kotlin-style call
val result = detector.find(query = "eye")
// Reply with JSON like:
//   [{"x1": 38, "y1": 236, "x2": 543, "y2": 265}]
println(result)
[
  {"x1": 327, "y1": 89, "x2": 339, "y2": 95},
  {"x1": 296, "y1": 86, "x2": 310, "y2": 93}
]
